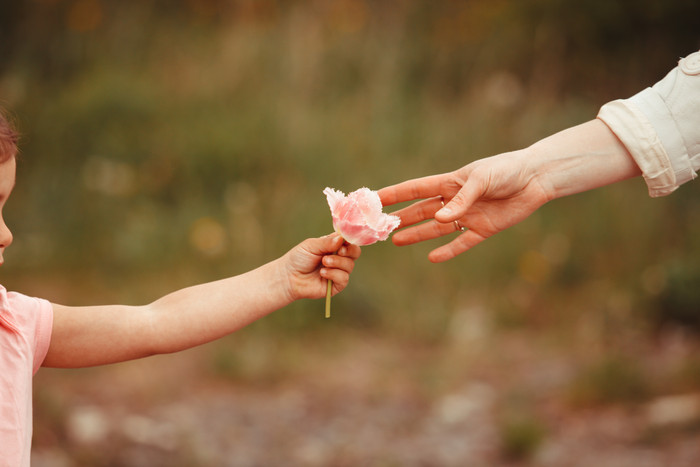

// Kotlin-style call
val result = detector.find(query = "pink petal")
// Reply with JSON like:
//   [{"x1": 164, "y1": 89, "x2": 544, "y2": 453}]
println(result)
[{"x1": 323, "y1": 186, "x2": 400, "y2": 246}]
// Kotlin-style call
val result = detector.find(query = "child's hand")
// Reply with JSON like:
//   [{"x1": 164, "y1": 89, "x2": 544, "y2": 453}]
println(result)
[{"x1": 282, "y1": 233, "x2": 361, "y2": 301}]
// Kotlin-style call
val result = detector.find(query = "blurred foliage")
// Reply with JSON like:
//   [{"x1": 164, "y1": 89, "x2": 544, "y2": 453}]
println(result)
[
  {"x1": 567, "y1": 355, "x2": 651, "y2": 407},
  {"x1": 499, "y1": 413, "x2": 546, "y2": 462},
  {"x1": 4, "y1": 2, "x2": 700, "y2": 464},
  {"x1": 498, "y1": 390, "x2": 547, "y2": 461},
  {"x1": 0, "y1": 0, "x2": 699, "y2": 338}
]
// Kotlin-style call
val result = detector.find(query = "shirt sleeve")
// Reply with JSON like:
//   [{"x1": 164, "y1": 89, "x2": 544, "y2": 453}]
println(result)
[
  {"x1": 6, "y1": 291, "x2": 54, "y2": 374},
  {"x1": 597, "y1": 50, "x2": 700, "y2": 197}
]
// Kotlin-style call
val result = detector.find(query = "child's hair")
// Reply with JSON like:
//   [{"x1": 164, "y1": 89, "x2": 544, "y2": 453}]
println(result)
[{"x1": 0, "y1": 107, "x2": 19, "y2": 163}]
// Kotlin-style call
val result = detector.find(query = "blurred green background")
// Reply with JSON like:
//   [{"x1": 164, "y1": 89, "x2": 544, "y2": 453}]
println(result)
[{"x1": 2, "y1": 0, "x2": 700, "y2": 465}]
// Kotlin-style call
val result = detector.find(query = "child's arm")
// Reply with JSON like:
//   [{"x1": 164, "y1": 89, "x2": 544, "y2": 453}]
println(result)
[{"x1": 43, "y1": 234, "x2": 360, "y2": 368}]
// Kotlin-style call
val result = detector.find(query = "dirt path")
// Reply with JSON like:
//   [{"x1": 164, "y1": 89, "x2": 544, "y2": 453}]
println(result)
[{"x1": 31, "y1": 331, "x2": 700, "y2": 466}]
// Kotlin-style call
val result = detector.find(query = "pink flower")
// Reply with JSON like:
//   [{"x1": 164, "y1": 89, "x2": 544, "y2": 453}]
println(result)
[{"x1": 323, "y1": 187, "x2": 401, "y2": 246}]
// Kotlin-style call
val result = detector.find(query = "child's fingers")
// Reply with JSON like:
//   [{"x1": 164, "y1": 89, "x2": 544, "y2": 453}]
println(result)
[
  {"x1": 321, "y1": 269, "x2": 350, "y2": 291},
  {"x1": 304, "y1": 233, "x2": 344, "y2": 256},
  {"x1": 337, "y1": 243, "x2": 361, "y2": 259},
  {"x1": 322, "y1": 254, "x2": 355, "y2": 273}
]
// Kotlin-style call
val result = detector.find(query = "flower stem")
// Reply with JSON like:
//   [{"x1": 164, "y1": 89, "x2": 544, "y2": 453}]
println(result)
[
  {"x1": 325, "y1": 241, "x2": 343, "y2": 319},
  {"x1": 325, "y1": 279, "x2": 333, "y2": 318}
]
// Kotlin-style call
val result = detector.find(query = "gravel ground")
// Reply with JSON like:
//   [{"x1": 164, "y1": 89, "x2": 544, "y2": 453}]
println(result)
[{"x1": 31, "y1": 331, "x2": 700, "y2": 466}]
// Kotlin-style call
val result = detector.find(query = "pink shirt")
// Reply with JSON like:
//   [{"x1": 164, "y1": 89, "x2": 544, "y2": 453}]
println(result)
[{"x1": 0, "y1": 285, "x2": 53, "y2": 467}]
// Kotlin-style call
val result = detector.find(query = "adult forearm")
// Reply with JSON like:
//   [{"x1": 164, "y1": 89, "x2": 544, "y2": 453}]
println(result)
[{"x1": 528, "y1": 119, "x2": 642, "y2": 201}]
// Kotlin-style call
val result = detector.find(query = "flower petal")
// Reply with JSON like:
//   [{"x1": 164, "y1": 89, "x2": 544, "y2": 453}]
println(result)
[{"x1": 323, "y1": 186, "x2": 400, "y2": 246}]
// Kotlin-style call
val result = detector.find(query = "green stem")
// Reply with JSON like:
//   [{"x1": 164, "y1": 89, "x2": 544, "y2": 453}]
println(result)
[{"x1": 325, "y1": 279, "x2": 333, "y2": 318}]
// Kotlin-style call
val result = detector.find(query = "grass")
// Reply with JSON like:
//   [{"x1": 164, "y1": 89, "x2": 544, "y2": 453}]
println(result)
[
  {"x1": 499, "y1": 413, "x2": 547, "y2": 461},
  {"x1": 567, "y1": 355, "x2": 652, "y2": 407}
]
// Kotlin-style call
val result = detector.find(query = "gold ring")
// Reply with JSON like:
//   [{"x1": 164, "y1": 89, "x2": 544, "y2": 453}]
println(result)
[{"x1": 440, "y1": 197, "x2": 465, "y2": 232}]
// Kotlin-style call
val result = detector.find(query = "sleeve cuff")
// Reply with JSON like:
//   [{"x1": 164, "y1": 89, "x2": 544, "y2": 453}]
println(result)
[{"x1": 597, "y1": 96, "x2": 677, "y2": 197}]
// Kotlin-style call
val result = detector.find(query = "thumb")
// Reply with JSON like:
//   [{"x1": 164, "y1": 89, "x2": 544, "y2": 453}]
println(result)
[
  {"x1": 435, "y1": 182, "x2": 482, "y2": 223},
  {"x1": 304, "y1": 232, "x2": 344, "y2": 256}
]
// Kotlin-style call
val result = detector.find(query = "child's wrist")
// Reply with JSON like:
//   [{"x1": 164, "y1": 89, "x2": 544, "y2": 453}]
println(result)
[
  {"x1": 271, "y1": 255, "x2": 298, "y2": 304},
  {"x1": 254, "y1": 256, "x2": 296, "y2": 307}
]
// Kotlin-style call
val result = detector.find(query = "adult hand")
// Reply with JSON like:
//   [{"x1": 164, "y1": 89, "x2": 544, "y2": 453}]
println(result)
[
  {"x1": 379, "y1": 120, "x2": 642, "y2": 263},
  {"x1": 378, "y1": 149, "x2": 550, "y2": 263}
]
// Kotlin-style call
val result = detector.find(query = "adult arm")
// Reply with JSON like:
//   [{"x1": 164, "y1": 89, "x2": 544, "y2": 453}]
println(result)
[
  {"x1": 379, "y1": 50, "x2": 700, "y2": 262},
  {"x1": 379, "y1": 119, "x2": 640, "y2": 262}
]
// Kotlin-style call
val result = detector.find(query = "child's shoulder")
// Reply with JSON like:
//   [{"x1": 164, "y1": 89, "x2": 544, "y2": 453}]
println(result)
[{"x1": 0, "y1": 285, "x2": 52, "y2": 335}]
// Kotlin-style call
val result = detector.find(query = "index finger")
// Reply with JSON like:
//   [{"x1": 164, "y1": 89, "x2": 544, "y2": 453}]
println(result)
[
  {"x1": 378, "y1": 173, "x2": 452, "y2": 207},
  {"x1": 389, "y1": 196, "x2": 444, "y2": 229}
]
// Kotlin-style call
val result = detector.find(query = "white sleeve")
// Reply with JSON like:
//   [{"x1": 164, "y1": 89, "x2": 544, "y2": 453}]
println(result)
[{"x1": 597, "y1": 50, "x2": 700, "y2": 197}]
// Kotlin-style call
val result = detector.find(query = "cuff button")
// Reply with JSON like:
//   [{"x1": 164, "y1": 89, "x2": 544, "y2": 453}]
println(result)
[{"x1": 679, "y1": 51, "x2": 700, "y2": 75}]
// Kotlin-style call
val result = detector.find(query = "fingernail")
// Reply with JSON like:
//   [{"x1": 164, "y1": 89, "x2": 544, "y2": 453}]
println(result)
[{"x1": 439, "y1": 207, "x2": 452, "y2": 216}]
